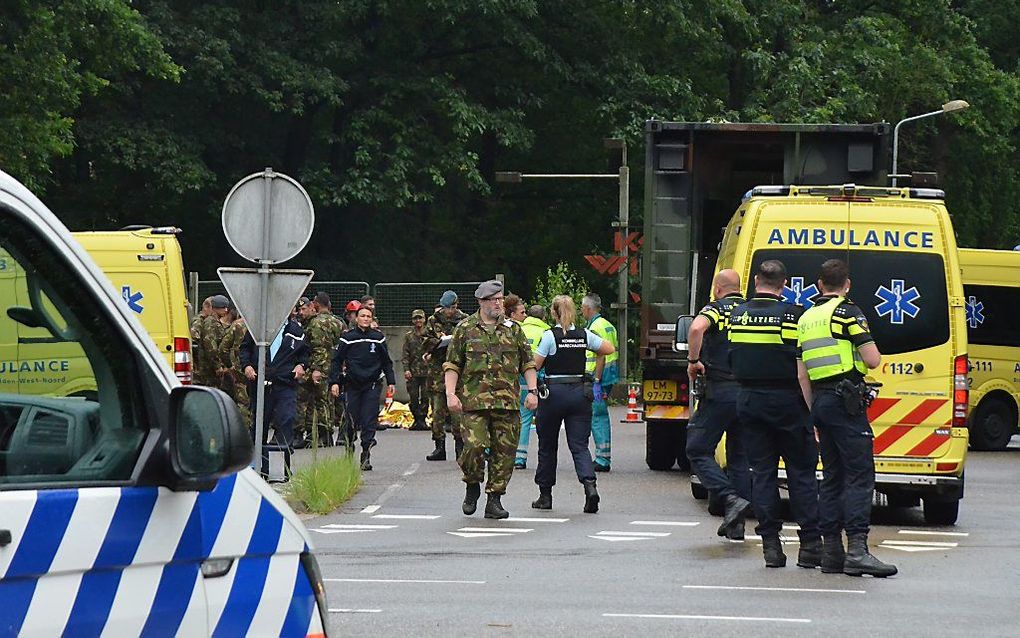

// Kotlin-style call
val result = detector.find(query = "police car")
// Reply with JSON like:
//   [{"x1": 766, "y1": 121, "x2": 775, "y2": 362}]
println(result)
[{"x1": 0, "y1": 170, "x2": 327, "y2": 636}]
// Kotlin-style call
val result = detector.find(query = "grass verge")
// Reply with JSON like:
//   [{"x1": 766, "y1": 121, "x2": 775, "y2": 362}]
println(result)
[{"x1": 286, "y1": 454, "x2": 362, "y2": 515}]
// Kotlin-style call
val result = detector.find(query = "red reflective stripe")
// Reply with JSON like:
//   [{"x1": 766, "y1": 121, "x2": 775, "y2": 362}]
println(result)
[
  {"x1": 866, "y1": 397, "x2": 898, "y2": 421},
  {"x1": 899, "y1": 399, "x2": 946, "y2": 425},
  {"x1": 873, "y1": 425, "x2": 912, "y2": 454},
  {"x1": 906, "y1": 433, "x2": 950, "y2": 456}
]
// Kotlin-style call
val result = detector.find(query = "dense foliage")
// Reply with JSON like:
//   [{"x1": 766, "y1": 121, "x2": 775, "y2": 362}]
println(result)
[{"x1": 2, "y1": 1, "x2": 1018, "y2": 300}]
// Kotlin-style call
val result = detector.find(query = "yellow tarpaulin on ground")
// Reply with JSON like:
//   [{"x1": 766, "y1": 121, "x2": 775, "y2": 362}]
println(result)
[{"x1": 379, "y1": 400, "x2": 416, "y2": 429}]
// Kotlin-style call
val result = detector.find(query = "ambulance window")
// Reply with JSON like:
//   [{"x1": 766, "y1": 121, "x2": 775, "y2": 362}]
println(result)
[
  {"x1": 0, "y1": 209, "x2": 147, "y2": 488},
  {"x1": 749, "y1": 249, "x2": 951, "y2": 355},
  {"x1": 964, "y1": 284, "x2": 1020, "y2": 347}
]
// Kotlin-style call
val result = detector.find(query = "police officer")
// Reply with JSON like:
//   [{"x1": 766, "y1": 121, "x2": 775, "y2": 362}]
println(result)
[
  {"x1": 444, "y1": 280, "x2": 538, "y2": 519},
  {"x1": 797, "y1": 258, "x2": 896, "y2": 577},
  {"x1": 729, "y1": 260, "x2": 820, "y2": 568},
  {"x1": 685, "y1": 269, "x2": 752, "y2": 540},
  {"x1": 580, "y1": 294, "x2": 619, "y2": 471},
  {"x1": 329, "y1": 305, "x2": 396, "y2": 471},
  {"x1": 240, "y1": 314, "x2": 309, "y2": 448},
  {"x1": 514, "y1": 304, "x2": 550, "y2": 469},
  {"x1": 532, "y1": 295, "x2": 616, "y2": 513},
  {"x1": 423, "y1": 290, "x2": 467, "y2": 461},
  {"x1": 402, "y1": 309, "x2": 431, "y2": 431}
]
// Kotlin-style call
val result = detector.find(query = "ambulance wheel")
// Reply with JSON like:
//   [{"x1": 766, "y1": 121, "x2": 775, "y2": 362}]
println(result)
[
  {"x1": 969, "y1": 397, "x2": 1016, "y2": 451},
  {"x1": 646, "y1": 420, "x2": 678, "y2": 470},
  {"x1": 922, "y1": 497, "x2": 960, "y2": 526},
  {"x1": 690, "y1": 480, "x2": 709, "y2": 500}
]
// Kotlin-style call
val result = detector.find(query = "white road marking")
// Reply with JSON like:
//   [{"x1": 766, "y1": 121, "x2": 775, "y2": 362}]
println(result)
[
  {"x1": 447, "y1": 532, "x2": 516, "y2": 538},
  {"x1": 604, "y1": 613, "x2": 809, "y2": 624},
  {"x1": 323, "y1": 524, "x2": 398, "y2": 530},
  {"x1": 596, "y1": 531, "x2": 670, "y2": 537},
  {"x1": 372, "y1": 514, "x2": 441, "y2": 520},
  {"x1": 505, "y1": 517, "x2": 570, "y2": 523},
  {"x1": 326, "y1": 578, "x2": 485, "y2": 584},
  {"x1": 402, "y1": 462, "x2": 421, "y2": 476},
  {"x1": 360, "y1": 505, "x2": 381, "y2": 514},
  {"x1": 897, "y1": 530, "x2": 969, "y2": 537},
  {"x1": 880, "y1": 545, "x2": 945, "y2": 552},
  {"x1": 747, "y1": 535, "x2": 800, "y2": 544},
  {"x1": 364, "y1": 462, "x2": 422, "y2": 510},
  {"x1": 311, "y1": 529, "x2": 372, "y2": 534},
  {"x1": 458, "y1": 527, "x2": 533, "y2": 533},
  {"x1": 881, "y1": 540, "x2": 958, "y2": 548},
  {"x1": 630, "y1": 521, "x2": 699, "y2": 527},
  {"x1": 683, "y1": 585, "x2": 865, "y2": 595},
  {"x1": 328, "y1": 609, "x2": 382, "y2": 614},
  {"x1": 589, "y1": 536, "x2": 648, "y2": 542}
]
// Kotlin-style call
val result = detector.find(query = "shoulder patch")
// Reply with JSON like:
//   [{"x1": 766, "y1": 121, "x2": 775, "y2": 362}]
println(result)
[{"x1": 503, "y1": 319, "x2": 514, "y2": 328}]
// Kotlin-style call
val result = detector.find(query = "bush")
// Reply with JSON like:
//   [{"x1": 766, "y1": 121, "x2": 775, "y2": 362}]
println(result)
[
  {"x1": 286, "y1": 454, "x2": 362, "y2": 515},
  {"x1": 531, "y1": 262, "x2": 592, "y2": 310}
]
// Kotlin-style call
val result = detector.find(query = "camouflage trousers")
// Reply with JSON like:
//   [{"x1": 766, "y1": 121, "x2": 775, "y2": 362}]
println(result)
[
  {"x1": 218, "y1": 372, "x2": 251, "y2": 427},
  {"x1": 296, "y1": 379, "x2": 333, "y2": 442},
  {"x1": 459, "y1": 409, "x2": 521, "y2": 495},
  {"x1": 431, "y1": 387, "x2": 463, "y2": 442}
]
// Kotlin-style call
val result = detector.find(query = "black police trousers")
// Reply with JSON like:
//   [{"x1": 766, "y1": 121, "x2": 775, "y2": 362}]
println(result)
[
  {"x1": 737, "y1": 387, "x2": 820, "y2": 540},
  {"x1": 535, "y1": 383, "x2": 596, "y2": 488},
  {"x1": 686, "y1": 381, "x2": 751, "y2": 501},
  {"x1": 346, "y1": 381, "x2": 381, "y2": 452},
  {"x1": 251, "y1": 383, "x2": 297, "y2": 448},
  {"x1": 812, "y1": 389, "x2": 875, "y2": 537}
]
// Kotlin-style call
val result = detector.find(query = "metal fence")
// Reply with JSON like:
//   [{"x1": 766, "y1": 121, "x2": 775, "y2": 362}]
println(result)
[
  {"x1": 192, "y1": 279, "x2": 370, "y2": 316},
  {"x1": 374, "y1": 282, "x2": 482, "y2": 325}
]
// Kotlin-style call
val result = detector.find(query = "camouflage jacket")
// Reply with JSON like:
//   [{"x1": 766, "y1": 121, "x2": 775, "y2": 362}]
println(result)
[
  {"x1": 190, "y1": 315, "x2": 207, "y2": 378},
  {"x1": 402, "y1": 327, "x2": 430, "y2": 377},
  {"x1": 422, "y1": 309, "x2": 468, "y2": 373},
  {"x1": 306, "y1": 311, "x2": 345, "y2": 373},
  {"x1": 203, "y1": 316, "x2": 229, "y2": 372},
  {"x1": 443, "y1": 312, "x2": 536, "y2": 411},
  {"x1": 218, "y1": 318, "x2": 248, "y2": 373}
]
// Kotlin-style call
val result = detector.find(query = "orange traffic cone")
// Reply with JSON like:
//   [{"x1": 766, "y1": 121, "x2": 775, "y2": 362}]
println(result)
[{"x1": 624, "y1": 385, "x2": 642, "y2": 423}]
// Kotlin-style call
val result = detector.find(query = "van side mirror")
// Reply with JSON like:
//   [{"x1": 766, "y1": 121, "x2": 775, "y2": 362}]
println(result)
[
  {"x1": 674, "y1": 315, "x2": 695, "y2": 354},
  {"x1": 168, "y1": 385, "x2": 252, "y2": 490}
]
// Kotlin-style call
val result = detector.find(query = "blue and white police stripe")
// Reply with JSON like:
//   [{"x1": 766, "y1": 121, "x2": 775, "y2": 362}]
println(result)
[{"x1": 0, "y1": 469, "x2": 324, "y2": 637}]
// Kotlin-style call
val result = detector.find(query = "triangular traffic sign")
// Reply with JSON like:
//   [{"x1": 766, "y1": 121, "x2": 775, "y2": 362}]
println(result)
[{"x1": 218, "y1": 267, "x2": 314, "y2": 344}]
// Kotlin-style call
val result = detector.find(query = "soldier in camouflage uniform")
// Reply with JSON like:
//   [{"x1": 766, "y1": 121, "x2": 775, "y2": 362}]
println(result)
[
  {"x1": 217, "y1": 311, "x2": 252, "y2": 425},
  {"x1": 190, "y1": 297, "x2": 213, "y2": 385},
  {"x1": 302, "y1": 292, "x2": 345, "y2": 446},
  {"x1": 444, "y1": 280, "x2": 538, "y2": 519},
  {"x1": 195, "y1": 295, "x2": 229, "y2": 386},
  {"x1": 402, "y1": 309, "x2": 430, "y2": 431},
  {"x1": 423, "y1": 291, "x2": 468, "y2": 461},
  {"x1": 293, "y1": 297, "x2": 318, "y2": 447}
]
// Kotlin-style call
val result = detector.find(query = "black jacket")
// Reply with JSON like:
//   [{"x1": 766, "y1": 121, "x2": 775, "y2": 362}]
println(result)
[
  {"x1": 329, "y1": 326, "x2": 396, "y2": 389},
  {"x1": 240, "y1": 319, "x2": 310, "y2": 387}
]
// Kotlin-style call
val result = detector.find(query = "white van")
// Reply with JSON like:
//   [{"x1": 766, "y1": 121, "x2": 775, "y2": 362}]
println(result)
[{"x1": 0, "y1": 170, "x2": 327, "y2": 636}]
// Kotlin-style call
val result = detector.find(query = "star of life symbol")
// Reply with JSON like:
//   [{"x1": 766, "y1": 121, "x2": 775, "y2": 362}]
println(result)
[
  {"x1": 965, "y1": 295, "x2": 985, "y2": 329},
  {"x1": 121, "y1": 286, "x2": 144, "y2": 314},
  {"x1": 874, "y1": 279, "x2": 921, "y2": 324},
  {"x1": 782, "y1": 276, "x2": 819, "y2": 308}
]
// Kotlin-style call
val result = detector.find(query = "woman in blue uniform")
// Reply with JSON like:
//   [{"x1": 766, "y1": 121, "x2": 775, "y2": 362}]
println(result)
[{"x1": 531, "y1": 295, "x2": 616, "y2": 513}]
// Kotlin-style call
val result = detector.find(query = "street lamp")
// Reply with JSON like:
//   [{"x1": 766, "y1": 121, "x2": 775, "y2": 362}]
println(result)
[
  {"x1": 891, "y1": 99, "x2": 970, "y2": 186},
  {"x1": 495, "y1": 138, "x2": 631, "y2": 380}
]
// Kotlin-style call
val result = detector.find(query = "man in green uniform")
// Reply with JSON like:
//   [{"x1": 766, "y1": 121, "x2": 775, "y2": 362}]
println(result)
[
  {"x1": 293, "y1": 297, "x2": 318, "y2": 447},
  {"x1": 198, "y1": 295, "x2": 230, "y2": 387},
  {"x1": 423, "y1": 290, "x2": 468, "y2": 461},
  {"x1": 402, "y1": 309, "x2": 431, "y2": 431},
  {"x1": 444, "y1": 280, "x2": 539, "y2": 519},
  {"x1": 303, "y1": 292, "x2": 345, "y2": 446},
  {"x1": 217, "y1": 311, "x2": 252, "y2": 425},
  {"x1": 190, "y1": 297, "x2": 213, "y2": 385}
]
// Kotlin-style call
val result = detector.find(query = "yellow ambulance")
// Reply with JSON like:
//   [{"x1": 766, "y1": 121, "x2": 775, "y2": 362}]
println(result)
[
  {"x1": 958, "y1": 247, "x2": 1020, "y2": 450},
  {"x1": 72, "y1": 226, "x2": 193, "y2": 383},
  {"x1": 715, "y1": 184, "x2": 969, "y2": 524}
]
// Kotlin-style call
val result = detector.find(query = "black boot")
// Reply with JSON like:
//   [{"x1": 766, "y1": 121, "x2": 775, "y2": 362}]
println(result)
[
  {"x1": 484, "y1": 493, "x2": 509, "y2": 519},
  {"x1": 821, "y1": 534, "x2": 846, "y2": 574},
  {"x1": 454, "y1": 437, "x2": 464, "y2": 459},
  {"x1": 797, "y1": 537, "x2": 822, "y2": 569},
  {"x1": 762, "y1": 535, "x2": 787, "y2": 568},
  {"x1": 426, "y1": 440, "x2": 446, "y2": 461},
  {"x1": 462, "y1": 483, "x2": 481, "y2": 515},
  {"x1": 359, "y1": 450, "x2": 372, "y2": 472},
  {"x1": 532, "y1": 487, "x2": 552, "y2": 510},
  {"x1": 582, "y1": 479, "x2": 600, "y2": 513},
  {"x1": 844, "y1": 533, "x2": 898, "y2": 577},
  {"x1": 718, "y1": 494, "x2": 749, "y2": 541}
]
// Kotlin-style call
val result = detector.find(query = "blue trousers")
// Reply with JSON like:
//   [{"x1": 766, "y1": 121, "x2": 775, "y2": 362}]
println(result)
[
  {"x1": 685, "y1": 381, "x2": 750, "y2": 501},
  {"x1": 535, "y1": 384, "x2": 596, "y2": 487},
  {"x1": 516, "y1": 385, "x2": 536, "y2": 463},
  {"x1": 737, "y1": 387, "x2": 820, "y2": 540},
  {"x1": 591, "y1": 384, "x2": 613, "y2": 468},
  {"x1": 251, "y1": 383, "x2": 297, "y2": 447},
  {"x1": 813, "y1": 389, "x2": 875, "y2": 537},
  {"x1": 346, "y1": 382, "x2": 381, "y2": 452}
]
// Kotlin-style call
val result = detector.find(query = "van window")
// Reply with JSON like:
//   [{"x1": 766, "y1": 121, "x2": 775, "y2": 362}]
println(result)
[
  {"x1": 0, "y1": 209, "x2": 148, "y2": 487},
  {"x1": 750, "y1": 249, "x2": 950, "y2": 355},
  {"x1": 963, "y1": 284, "x2": 1020, "y2": 347}
]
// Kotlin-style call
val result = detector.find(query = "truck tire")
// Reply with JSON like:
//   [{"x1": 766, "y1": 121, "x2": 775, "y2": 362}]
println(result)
[
  {"x1": 922, "y1": 497, "x2": 960, "y2": 525},
  {"x1": 646, "y1": 420, "x2": 678, "y2": 471},
  {"x1": 969, "y1": 397, "x2": 1016, "y2": 451},
  {"x1": 690, "y1": 479, "x2": 708, "y2": 500}
]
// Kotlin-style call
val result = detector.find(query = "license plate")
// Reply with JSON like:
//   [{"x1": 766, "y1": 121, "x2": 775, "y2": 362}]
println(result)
[{"x1": 643, "y1": 380, "x2": 677, "y2": 402}]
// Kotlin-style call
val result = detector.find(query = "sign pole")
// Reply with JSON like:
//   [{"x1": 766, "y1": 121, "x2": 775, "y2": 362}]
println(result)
[{"x1": 253, "y1": 169, "x2": 276, "y2": 468}]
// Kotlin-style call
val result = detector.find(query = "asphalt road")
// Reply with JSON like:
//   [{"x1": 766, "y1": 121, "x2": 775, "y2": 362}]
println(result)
[{"x1": 302, "y1": 409, "x2": 1020, "y2": 637}]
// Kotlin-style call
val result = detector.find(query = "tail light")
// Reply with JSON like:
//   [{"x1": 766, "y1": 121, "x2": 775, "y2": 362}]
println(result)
[
  {"x1": 952, "y1": 354, "x2": 968, "y2": 428},
  {"x1": 679, "y1": 381, "x2": 689, "y2": 405},
  {"x1": 174, "y1": 337, "x2": 192, "y2": 384}
]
